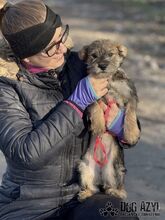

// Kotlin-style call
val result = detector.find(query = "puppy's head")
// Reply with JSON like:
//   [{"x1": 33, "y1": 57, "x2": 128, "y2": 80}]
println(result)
[{"x1": 79, "y1": 39, "x2": 127, "y2": 78}]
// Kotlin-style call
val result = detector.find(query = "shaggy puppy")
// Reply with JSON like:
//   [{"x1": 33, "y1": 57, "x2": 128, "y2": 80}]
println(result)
[{"x1": 78, "y1": 39, "x2": 140, "y2": 201}]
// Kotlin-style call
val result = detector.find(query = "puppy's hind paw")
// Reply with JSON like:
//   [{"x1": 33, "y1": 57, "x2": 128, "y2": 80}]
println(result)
[
  {"x1": 105, "y1": 188, "x2": 127, "y2": 200},
  {"x1": 78, "y1": 189, "x2": 94, "y2": 202}
]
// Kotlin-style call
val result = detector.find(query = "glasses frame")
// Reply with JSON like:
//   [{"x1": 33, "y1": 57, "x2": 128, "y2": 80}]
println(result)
[{"x1": 43, "y1": 24, "x2": 69, "y2": 57}]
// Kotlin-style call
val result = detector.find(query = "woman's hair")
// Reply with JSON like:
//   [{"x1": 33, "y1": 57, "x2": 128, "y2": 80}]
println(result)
[
  {"x1": 0, "y1": 0, "x2": 47, "y2": 61},
  {"x1": 0, "y1": 0, "x2": 46, "y2": 35},
  {"x1": 0, "y1": 0, "x2": 73, "y2": 62},
  {"x1": 0, "y1": 0, "x2": 47, "y2": 78}
]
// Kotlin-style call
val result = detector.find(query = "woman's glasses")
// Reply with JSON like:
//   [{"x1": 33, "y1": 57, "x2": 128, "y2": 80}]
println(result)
[{"x1": 43, "y1": 24, "x2": 69, "y2": 57}]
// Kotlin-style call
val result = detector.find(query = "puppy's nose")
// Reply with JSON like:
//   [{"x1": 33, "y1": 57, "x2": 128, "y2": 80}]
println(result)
[{"x1": 98, "y1": 63, "x2": 108, "y2": 71}]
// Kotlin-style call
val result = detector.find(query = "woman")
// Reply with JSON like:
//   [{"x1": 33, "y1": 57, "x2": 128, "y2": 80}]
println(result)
[{"x1": 0, "y1": 1, "x2": 140, "y2": 219}]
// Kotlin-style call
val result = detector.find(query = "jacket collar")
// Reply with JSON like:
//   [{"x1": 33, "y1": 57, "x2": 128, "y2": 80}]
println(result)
[{"x1": 16, "y1": 68, "x2": 62, "y2": 90}]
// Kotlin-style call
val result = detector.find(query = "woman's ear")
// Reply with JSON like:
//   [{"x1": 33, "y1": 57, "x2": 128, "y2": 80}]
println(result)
[{"x1": 23, "y1": 58, "x2": 30, "y2": 63}]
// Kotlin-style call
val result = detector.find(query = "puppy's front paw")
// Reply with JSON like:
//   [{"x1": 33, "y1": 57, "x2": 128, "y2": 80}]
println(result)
[
  {"x1": 89, "y1": 102, "x2": 106, "y2": 135},
  {"x1": 91, "y1": 120, "x2": 106, "y2": 135},
  {"x1": 124, "y1": 119, "x2": 140, "y2": 145},
  {"x1": 124, "y1": 110, "x2": 140, "y2": 145}
]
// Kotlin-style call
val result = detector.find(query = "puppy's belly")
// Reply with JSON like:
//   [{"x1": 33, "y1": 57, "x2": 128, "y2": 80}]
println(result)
[
  {"x1": 89, "y1": 133, "x2": 115, "y2": 158},
  {"x1": 83, "y1": 150, "x2": 101, "y2": 185},
  {"x1": 85, "y1": 133, "x2": 115, "y2": 185}
]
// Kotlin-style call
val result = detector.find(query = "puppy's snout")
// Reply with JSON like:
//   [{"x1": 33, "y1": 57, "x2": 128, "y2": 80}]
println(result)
[{"x1": 98, "y1": 63, "x2": 108, "y2": 71}]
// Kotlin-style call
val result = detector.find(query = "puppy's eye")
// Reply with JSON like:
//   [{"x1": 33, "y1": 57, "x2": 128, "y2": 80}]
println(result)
[{"x1": 91, "y1": 53, "x2": 97, "y2": 59}]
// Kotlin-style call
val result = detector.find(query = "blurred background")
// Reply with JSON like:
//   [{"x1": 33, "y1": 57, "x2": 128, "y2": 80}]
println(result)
[{"x1": 0, "y1": 0, "x2": 165, "y2": 219}]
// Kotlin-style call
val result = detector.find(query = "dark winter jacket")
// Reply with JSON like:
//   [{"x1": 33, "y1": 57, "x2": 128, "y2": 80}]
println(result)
[
  {"x1": 0, "y1": 51, "x2": 138, "y2": 220},
  {"x1": 0, "y1": 52, "x2": 90, "y2": 220}
]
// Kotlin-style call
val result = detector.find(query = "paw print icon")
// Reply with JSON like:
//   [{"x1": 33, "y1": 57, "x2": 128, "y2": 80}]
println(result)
[
  {"x1": 105, "y1": 201, "x2": 113, "y2": 212},
  {"x1": 99, "y1": 208, "x2": 109, "y2": 217},
  {"x1": 109, "y1": 207, "x2": 119, "y2": 216},
  {"x1": 99, "y1": 201, "x2": 119, "y2": 217},
  {"x1": 105, "y1": 202, "x2": 119, "y2": 216}
]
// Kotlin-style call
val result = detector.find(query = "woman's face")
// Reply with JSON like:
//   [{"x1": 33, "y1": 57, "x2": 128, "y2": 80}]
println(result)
[{"x1": 23, "y1": 26, "x2": 67, "y2": 69}]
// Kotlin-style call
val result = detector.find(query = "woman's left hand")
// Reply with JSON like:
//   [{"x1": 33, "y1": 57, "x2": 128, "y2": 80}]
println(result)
[
  {"x1": 98, "y1": 94, "x2": 125, "y2": 140},
  {"x1": 98, "y1": 95, "x2": 120, "y2": 127}
]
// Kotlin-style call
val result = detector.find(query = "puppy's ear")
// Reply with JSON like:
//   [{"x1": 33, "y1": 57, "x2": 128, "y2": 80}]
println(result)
[
  {"x1": 117, "y1": 45, "x2": 128, "y2": 58},
  {"x1": 78, "y1": 45, "x2": 88, "y2": 60}
]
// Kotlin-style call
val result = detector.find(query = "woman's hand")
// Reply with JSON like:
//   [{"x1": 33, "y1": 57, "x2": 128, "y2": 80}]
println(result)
[
  {"x1": 88, "y1": 76, "x2": 109, "y2": 99},
  {"x1": 98, "y1": 95, "x2": 120, "y2": 126},
  {"x1": 99, "y1": 95, "x2": 125, "y2": 140},
  {"x1": 67, "y1": 76, "x2": 109, "y2": 111}
]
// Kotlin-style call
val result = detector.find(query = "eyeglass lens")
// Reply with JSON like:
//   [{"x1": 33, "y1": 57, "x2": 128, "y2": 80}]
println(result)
[{"x1": 47, "y1": 25, "x2": 69, "y2": 57}]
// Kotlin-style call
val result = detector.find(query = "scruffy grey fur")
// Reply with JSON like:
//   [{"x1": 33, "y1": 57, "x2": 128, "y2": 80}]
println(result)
[{"x1": 78, "y1": 39, "x2": 140, "y2": 201}]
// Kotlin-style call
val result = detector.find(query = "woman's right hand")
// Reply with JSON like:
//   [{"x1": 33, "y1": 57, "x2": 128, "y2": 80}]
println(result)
[
  {"x1": 88, "y1": 76, "x2": 109, "y2": 99},
  {"x1": 67, "y1": 76, "x2": 109, "y2": 111}
]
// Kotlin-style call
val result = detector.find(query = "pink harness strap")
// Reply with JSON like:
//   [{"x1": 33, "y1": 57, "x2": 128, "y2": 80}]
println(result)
[
  {"x1": 93, "y1": 100, "x2": 116, "y2": 167},
  {"x1": 104, "y1": 100, "x2": 116, "y2": 123},
  {"x1": 93, "y1": 136, "x2": 108, "y2": 167}
]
